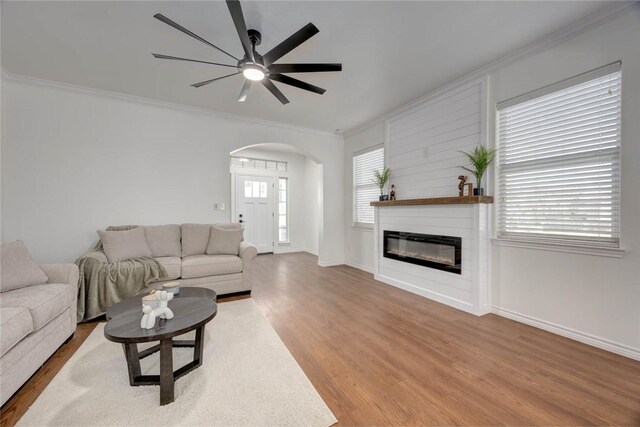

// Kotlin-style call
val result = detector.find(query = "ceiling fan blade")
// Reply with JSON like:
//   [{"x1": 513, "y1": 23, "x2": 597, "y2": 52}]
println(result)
[
  {"x1": 262, "y1": 79, "x2": 290, "y2": 104},
  {"x1": 191, "y1": 72, "x2": 240, "y2": 88},
  {"x1": 154, "y1": 13, "x2": 239, "y2": 62},
  {"x1": 225, "y1": 0, "x2": 255, "y2": 63},
  {"x1": 268, "y1": 63, "x2": 342, "y2": 74},
  {"x1": 269, "y1": 74, "x2": 325, "y2": 95},
  {"x1": 152, "y1": 53, "x2": 237, "y2": 68},
  {"x1": 262, "y1": 23, "x2": 319, "y2": 67},
  {"x1": 238, "y1": 80, "x2": 252, "y2": 102}
]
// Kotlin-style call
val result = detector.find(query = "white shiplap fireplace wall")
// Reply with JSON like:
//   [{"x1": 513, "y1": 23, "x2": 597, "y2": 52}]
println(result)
[{"x1": 373, "y1": 78, "x2": 492, "y2": 315}]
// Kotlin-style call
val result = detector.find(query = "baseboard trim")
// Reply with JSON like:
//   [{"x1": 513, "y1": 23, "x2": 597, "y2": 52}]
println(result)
[
  {"x1": 217, "y1": 290, "x2": 251, "y2": 300},
  {"x1": 375, "y1": 273, "x2": 489, "y2": 316},
  {"x1": 317, "y1": 260, "x2": 344, "y2": 267},
  {"x1": 274, "y1": 246, "x2": 305, "y2": 254},
  {"x1": 492, "y1": 306, "x2": 640, "y2": 361},
  {"x1": 345, "y1": 261, "x2": 374, "y2": 274}
]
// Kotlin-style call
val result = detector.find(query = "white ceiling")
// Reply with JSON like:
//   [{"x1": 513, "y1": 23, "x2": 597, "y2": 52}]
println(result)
[{"x1": 1, "y1": 1, "x2": 612, "y2": 133}]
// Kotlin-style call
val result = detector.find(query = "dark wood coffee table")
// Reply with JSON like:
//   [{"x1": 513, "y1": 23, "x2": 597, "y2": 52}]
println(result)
[{"x1": 104, "y1": 287, "x2": 217, "y2": 405}]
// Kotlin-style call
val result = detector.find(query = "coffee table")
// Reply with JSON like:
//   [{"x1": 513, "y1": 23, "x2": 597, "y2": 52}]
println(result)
[{"x1": 104, "y1": 287, "x2": 217, "y2": 405}]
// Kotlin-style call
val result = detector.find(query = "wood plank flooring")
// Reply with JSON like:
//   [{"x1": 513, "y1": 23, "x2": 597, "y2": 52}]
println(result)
[{"x1": 2, "y1": 252, "x2": 639, "y2": 426}]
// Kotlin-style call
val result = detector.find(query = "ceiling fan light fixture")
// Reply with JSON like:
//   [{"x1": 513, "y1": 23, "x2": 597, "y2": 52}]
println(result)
[{"x1": 242, "y1": 67, "x2": 265, "y2": 81}]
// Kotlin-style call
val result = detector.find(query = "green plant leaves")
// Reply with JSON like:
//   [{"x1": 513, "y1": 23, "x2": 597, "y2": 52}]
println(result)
[
  {"x1": 372, "y1": 167, "x2": 391, "y2": 192},
  {"x1": 459, "y1": 146, "x2": 497, "y2": 190}
]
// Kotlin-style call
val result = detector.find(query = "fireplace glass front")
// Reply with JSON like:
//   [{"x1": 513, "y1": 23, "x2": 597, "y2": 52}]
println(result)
[{"x1": 383, "y1": 231, "x2": 461, "y2": 274}]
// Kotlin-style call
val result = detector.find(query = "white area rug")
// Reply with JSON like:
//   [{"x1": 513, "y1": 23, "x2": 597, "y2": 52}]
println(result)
[{"x1": 18, "y1": 299, "x2": 337, "y2": 427}]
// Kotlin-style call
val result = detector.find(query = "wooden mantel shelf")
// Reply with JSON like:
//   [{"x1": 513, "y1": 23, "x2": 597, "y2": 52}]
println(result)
[{"x1": 370, "y1": 195, "x2": 493, "y2": 207}]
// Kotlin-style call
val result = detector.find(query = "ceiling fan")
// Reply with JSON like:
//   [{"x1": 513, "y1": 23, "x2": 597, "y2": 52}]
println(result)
[{"x1": 152, "y1": 0, "x2": 342, "y2": 105}]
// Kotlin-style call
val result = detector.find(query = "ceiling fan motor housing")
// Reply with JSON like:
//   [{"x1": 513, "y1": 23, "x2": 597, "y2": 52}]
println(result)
[{"x1": 248, "y1": 29, "x2": 262, "y2": 46}]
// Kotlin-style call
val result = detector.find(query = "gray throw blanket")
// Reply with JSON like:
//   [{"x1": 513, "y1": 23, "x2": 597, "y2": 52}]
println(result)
[{"x1": 75, "y1": 225, "x2": 167, "y2": 322}]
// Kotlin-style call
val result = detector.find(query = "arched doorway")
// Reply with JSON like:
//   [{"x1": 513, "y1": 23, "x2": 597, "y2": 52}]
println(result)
[{"x1": 229, "y1": 143, "x2": 323, "y2": 256}]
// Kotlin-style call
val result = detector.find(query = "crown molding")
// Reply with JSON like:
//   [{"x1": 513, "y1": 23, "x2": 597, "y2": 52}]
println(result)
[
  {"x1": 344, "y1": 1, "x2": 639, "y2": 138},
  {"x1": 0, "y1": 69, "x2": 340, "y2": 138}
]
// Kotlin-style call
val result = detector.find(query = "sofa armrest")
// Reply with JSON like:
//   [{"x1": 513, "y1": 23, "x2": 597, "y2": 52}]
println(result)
[
  {"x1": 40, "y1": 263, "x2": 80, "y2": 287},
  {"x1": 239, "y1": 242, "x2": 257, "y2": 262}
]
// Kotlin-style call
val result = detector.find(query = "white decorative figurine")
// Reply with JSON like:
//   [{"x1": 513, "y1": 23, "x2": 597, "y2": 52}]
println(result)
[
  {"x1": 140, "y1": 290, "x2": 175, "y2": 329},
  {"x1": 140, "y1": 305, "x2": 156, "y2": 329}
]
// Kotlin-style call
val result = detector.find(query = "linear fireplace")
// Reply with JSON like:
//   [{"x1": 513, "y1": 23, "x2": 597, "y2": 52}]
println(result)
[{"x1": 383, "y1": 231, "x2": 462, "y2": 274}]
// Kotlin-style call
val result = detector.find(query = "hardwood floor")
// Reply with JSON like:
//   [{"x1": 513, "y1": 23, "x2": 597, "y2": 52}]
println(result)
[{"x1": 2, "y1": 252, "x2": 639, "y2": 426}]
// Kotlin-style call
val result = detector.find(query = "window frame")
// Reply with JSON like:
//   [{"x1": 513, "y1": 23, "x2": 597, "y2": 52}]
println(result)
[
  {"x1": 495, "y1": 62, "x2": 623, "y2": 254},
  {"x1": 277, "y1": 177, "x2": 289, "y2": 244},
  {"x1": 352, "y1": 145, "x2": 385, "y2": 229}
]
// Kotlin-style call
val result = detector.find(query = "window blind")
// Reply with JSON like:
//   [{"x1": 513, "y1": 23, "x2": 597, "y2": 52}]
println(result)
[
  {"x1": 353, "y1": 146, "x2": 384, "y2": 225},
  {"x1": 497, "y1": 64, "x2": 621, "y2": 246}
]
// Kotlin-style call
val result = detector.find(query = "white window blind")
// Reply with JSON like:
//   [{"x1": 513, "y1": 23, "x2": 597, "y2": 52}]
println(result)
[
  {"x1": 497, "y1": 63, "x2": 621, "y2": 247},
  {"x1": 353, "y1": 146, "x2": 384, "y2": 225}
]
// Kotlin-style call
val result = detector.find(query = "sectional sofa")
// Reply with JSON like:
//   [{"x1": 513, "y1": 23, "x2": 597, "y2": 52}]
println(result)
[{"x1": 0, "y1": 241, "x2": 78, "y2": 406}]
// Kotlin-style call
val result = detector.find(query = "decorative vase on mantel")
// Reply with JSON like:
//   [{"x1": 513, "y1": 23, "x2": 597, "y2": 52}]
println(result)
[{"x1": 473, "y1": 188, "x2": 485, "y2": 196}]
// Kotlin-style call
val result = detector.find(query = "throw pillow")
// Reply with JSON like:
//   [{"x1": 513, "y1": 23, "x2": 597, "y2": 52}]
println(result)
[
  {"x1": 206, "y1": 226, "x2": 243, "y2": 255},
  {"x1": 0, "y1": 240, "x2": 48, "y2": 292},
  {"x1": 181, "y1": 224, "x2": 212, "y2": 257},
  {"x1": 97, "y1": 227, "x2": 152, "y2": 263},
  {"x1": 144, "y1": 225, "x2": 181, "y2": 257},
  {"x1": 213, "y1": 222, "x2": 244, "y2": 241}
]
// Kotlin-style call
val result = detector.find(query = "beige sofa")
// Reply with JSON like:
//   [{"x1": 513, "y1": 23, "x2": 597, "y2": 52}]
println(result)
[
  {"x1": 77, "y1": 223, "x2": 258, "y2": 322},
  {"x1": 0, "y1": 242, "x2": 78, "y2": 406},
  {"x1": 146, "y1": 223, "x2": 258, "y2": 295}
]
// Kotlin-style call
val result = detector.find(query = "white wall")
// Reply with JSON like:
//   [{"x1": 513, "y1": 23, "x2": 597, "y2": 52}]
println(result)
[
  {"x1": 343, "y1": 122, "x2": 384, "y2": 273},
  {"x1": 303, "y1": 157, "x2": 321, "y2": 255},
  {"x1": 387, "y1": 79, "x2": 485, "y2": 199},
  {"x1": 230, "y1": 147, "x2": 320, "y2": 255},
  {"x1": 1, "y1": 77, "x2": 344, "y2": 265},
  {"x1": 490, "y1": 10, "x2": 640, "y2": 358},
  {"x1": 343, "y1": 9, "x2": 640, "y2": 358}
]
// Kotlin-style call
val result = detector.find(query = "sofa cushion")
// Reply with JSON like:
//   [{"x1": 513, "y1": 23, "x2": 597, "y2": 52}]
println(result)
[
  {"x1": 0, "y1": 283, "x2": 76, "y2": 331},
  {"x1": 144, "y1": 225, "x2": 181, "y2": 257},
  {"x1": 0, "y1": 307, "x2": 33, "y2": 356},
  {"x1": 181, "y1": 224, "x2": 212, "y2": 257},
  {"x1": 154, "y1": 257, "x2": 181, "y2": 280},
  {"x1": 206, "y1": 227, "x2": 243, "y2": 255},
  {"x1": 181, "y1": 255, "x2": 243, "y2": 279},
  {"x1": 0, "y1": 241, "x2": 48, "y2": 292},
  {"x1": 98, "y1": 227, "x2": 152, "y2": 263}
]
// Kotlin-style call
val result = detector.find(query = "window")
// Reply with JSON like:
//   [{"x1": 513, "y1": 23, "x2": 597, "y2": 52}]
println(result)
[
  {"x1": 243, "y1": 180, "x2": 268, "y2": 199},
  {"x1": 278, "y1": 178, "x2": 288, "y2": 243},
  {"x1": 353, "y1": 146, "x2": 384, "y2": 226},
  {"x1": 497, "y1": 63, "x2": 621, "y2": 247},
  {"x1": 231, "y1": 156, "x2": 287, "y2": 171}
]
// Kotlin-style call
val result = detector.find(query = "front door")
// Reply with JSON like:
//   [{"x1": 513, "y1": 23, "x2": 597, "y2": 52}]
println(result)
[{"x1": 236, "y1": 175, "x2": 274, "y2": 253}]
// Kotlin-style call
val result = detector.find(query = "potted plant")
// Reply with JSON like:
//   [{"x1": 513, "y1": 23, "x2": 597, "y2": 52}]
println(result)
[
  {"x1": 460, "y1": 146, "x2": 497, "y2": 196},
  {"x1": 373, "y1": 167, "x2": 391, "y2": 201}
]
